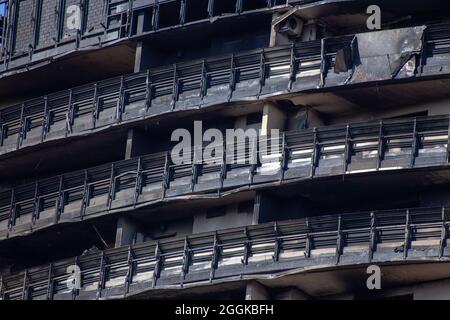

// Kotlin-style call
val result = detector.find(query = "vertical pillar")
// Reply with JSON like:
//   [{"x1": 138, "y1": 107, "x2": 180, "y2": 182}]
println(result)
[
  {"x1": 252, "y1": 192, "x2": 276, "y2": 225},
  {"x1": 134, "y1": 41, "x2": 165, "y2": 72},
  {"x1": 115, "y1": 217, "x2": 144, "y2": 248},
  {"x1": 118, "y1": 128, "x2": 150, "y2": 248},
  {"x1": 125, "y1": 128, "x2": 152, "y2": 160},
  {"x1": 134, "y1": 42, "x2": 147, "y2": 73},
  {"x1": 261, "y1": 101, "x2": 286, "y2": 136},
  {"x1": 245, "y1": 281, "x2": 270, "y2": 300},
  {"x1": 275, "y1": 288, "x2": 309, "y2": 300},
  {"x1": 234, "y1": 116, "x2": 247, "y2": 130},
  {"x1": 269, "y1": 13, "x2": 281, "y2": 47},
  {"x1": 133, "y1": 7, "x2": 154, "y2": 72},
  {"x1": 135, "y1": 9, "x2": 152, "y2": 36}
]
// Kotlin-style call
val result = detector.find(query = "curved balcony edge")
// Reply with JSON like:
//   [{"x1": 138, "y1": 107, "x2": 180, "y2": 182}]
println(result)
[
  {"x1": 0, "y1": 115, "x2": 449, "y2": 242},
  {"x1": 1, "y1": 205, "x2": 450, "y2": 300},
  {"x1": 1, "y1": 22, "x2": 450, "y2": 160},
  {"x1": 1, "y1": 0, "x2": 405, "y2": 78}
]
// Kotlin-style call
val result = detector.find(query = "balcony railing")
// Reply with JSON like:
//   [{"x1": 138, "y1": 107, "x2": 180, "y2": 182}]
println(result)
[
  {"x1": 1, "y1": 22, "x2": 450, "y2": 158},
  {"x1": 0, "y1": 115, "x2": 449, "y2": 241},
  {"x1": 1, "y1": 205, "x2": 450, "y2": 300},
  {"x1": 0, "y1": 0, "x2": 290, "y2": 73}
]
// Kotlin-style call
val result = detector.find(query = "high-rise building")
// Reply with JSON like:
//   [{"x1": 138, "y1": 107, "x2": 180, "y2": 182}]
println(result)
[{"x1": 0, "y1": 0, "x2": 450, "y2": 300}]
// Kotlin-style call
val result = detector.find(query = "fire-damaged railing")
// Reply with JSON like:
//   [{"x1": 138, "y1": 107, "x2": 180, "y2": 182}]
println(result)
[
  {"x1": 0, "y1": 39, "x2": 324, "y2": 156},
  {"x1": 0, "y1": 0, "x2": 290, "y2": 72},
  {"x1": 2, "y1": 21, "x2": 450, "y2": 158},
  {"x1": 0, "y1": 115, "x2": 449, "y2": 241},
  {"x1": 1, "y1": 205, "x2": 450, "y2": 300}
]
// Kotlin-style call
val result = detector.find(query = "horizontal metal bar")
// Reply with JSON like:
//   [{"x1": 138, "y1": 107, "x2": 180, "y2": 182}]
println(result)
[
  {"x1": 0, "y1": 115, "x2": 448, "y2": 242},
  {"x1": 1, "y1": 205, "x2": 449, "y2": 300},
  {"x1": 1, "y1": 22, "x2": 449, "y2": 158}
]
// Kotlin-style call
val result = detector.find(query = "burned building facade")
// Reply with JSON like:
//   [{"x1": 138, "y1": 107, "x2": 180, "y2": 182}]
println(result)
[{"x1": 0, "y1": 0, "x2": 449, "y2": 300}]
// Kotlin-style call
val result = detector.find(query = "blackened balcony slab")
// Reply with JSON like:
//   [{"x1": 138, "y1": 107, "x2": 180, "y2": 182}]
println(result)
[
  {"x1": 2, "y1": 23, "x2": 450, "y2": 160},
  {"x1": 1, "y1": 205, "x2": 450, "y2": 300},
  {"x1": 0, "y1": 115, "x2": 448, "y2": 241}
]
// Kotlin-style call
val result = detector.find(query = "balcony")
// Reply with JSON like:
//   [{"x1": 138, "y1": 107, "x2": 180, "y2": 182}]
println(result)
[
  {"x1": 0, "y1": 0, "x2": 289, "y2": 76},
  {"x1": 1, "y1": 205, "x2": 450, "y2": 300},
  {"x1": 0, "y1": 115, "x2": 448, "y2": 241},
  {"x1": 1, "y1": 22, "x2": 450, "y2": 159}
]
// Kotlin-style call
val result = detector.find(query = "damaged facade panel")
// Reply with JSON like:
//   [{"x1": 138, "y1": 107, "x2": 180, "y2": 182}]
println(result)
[
  {"x1": 334, "y1": 26, "x2": 426, "y2": 83},
  {"x1": 0, "y1": 0, "x2": 441, "y2": 79}
]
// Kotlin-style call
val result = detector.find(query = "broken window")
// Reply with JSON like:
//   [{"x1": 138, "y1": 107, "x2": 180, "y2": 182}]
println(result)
[
  {"x1": 206, "y1": 206, "x2": 227, "y2": 218},
  {"x1": 185, "y1": 0, "x2": 209, "y2": 23},
  {"x1": 158, "y1": 0, "x2": 182, "y2": 29},
  {"x1": 238, "y1": 201, "x2": 254, "y2": 214},
  {"x1": 247, "y1": 112, "x2": 262, "y2": 125},
  {"x1": 242, "y1": 0, "x2": 267, "y2": 11},
  {"x1": 134, "y1": 5, "x2": 154, "y2": 33},
  {"x1": 214, "y1": 0, "x2": 237, "y2": 16}
]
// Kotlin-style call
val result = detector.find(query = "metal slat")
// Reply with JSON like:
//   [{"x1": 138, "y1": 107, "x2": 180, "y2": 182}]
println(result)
[
  {"x1": 3, "y1": 206, "x2": 450, "y2": 299},
  {"x1": 0, "y1": 115, "x2": 449, "y2": 241}
]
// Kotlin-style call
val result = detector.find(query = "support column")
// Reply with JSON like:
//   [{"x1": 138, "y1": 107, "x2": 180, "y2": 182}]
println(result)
[
  {"x1": 133, "y1": 8, "x2": 154, "y2": 72},
  {"x1": 234, "y1": 116, "x2": 247, "y2": 130},
  {"x1": 125, "y1": 128, "x2": 152, "y2": 159},
  {"x1": 275, "y1": 288, "x2": 309, "y2": 300},
  {"x1": 261, "y1": 101, "x2": 286, "y2": 136},
  {"x1": 252, "y1": 192, "x2": 276, "y2": 225},
  {"x1": 269, "y1": 13, "x2": 281, "y2": 47},
  {"x1": 135, "y1": 9, "x2": 152, "y2": 36},
  {"x1": 134, "y1": 41, "x2": 164, "y2": 72},
  {"x1": 115, "y1": 217, "x2": 144, "y2": 248},
  {"x1": 245, "y1": 281, "x2": 270, "y2": 300}
]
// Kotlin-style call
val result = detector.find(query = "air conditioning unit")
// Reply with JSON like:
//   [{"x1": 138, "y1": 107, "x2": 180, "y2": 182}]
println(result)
[{"x1": 278, "y1": 16, "x2": 304, "y2": 37}]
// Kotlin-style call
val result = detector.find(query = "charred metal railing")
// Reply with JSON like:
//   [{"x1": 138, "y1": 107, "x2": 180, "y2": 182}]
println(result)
[
  {"x1": 2, "y1": 22, "x2": 450, "y2": 158},
  {"x1": 0, "y1": 0, "x2": 289, "y2": 72},
  {"x1": 0, "y1": 115, "x2": 449, "y2": 241},
  {"x1": 1, "y1": 205, "x2": 450, "y2": 300},
  {"x1": 0, "y1": 39, "x2": 323, "y2": 156}
]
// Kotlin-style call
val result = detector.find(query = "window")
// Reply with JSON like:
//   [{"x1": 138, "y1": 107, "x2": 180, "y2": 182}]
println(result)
[
  {"x1": 206, "y1": 206, "x2": 227, "y2": 218},
  {"x1": 238, "y1": 201, "x2": 254, "y2": 214},
  {"x1": 242, "y1": 0, "x2": 267, "y2": 11},
  {"x1": 247, "y1": 113, "x2": 262, "y2": 125},
  {"x1": 214, "y1": 0, "x2": 237, "y2": 16},
  {"x1": 0, "y1": 1, "x2": 6, "y2": 17},
  {"x1": 158, "y1": 0, "x2": 182, "y2": 29},
  {"x1": 0, "y1": 0, "x2": 7, "y2": 48},
  {"x1": 185, "y1": 0, "x2": 209, "y2": 23}
]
